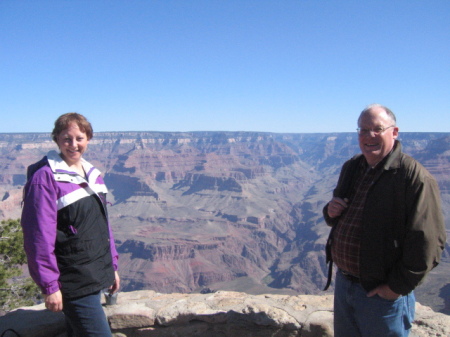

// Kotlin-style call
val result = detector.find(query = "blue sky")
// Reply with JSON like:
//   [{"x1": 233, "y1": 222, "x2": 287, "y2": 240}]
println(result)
[{"x1": 1, "y1": 1, "x2": 449, "y2": 133}]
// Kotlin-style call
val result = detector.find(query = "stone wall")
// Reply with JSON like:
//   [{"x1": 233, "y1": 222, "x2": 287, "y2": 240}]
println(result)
[{"x1": 1, "y1": 290, "x2": 449, "y2": 337}]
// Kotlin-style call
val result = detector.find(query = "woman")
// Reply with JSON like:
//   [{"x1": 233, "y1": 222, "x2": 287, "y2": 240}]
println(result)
[{"x1": 21, "y1": 113, "x2": 120, "y2": 336}]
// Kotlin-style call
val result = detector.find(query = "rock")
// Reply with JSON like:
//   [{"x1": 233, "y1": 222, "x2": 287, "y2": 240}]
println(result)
[
  {"x1": 411, "y1": 302, "x2": 450, "y2": 337},
  {"x1": 106, "y1": 302, "x2": 156, "y2": 329},
  {"x1": 1, "y1": 291, "x2": 449, "y2": 337},
  {"x1": 0, "y1": 303, "x2": 65, "y2": 337}
]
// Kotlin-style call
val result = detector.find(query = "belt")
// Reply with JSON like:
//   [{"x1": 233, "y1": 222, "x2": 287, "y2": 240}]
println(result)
[{"x1": 340, "y1": 270, "x2": 360, "y2": 283}]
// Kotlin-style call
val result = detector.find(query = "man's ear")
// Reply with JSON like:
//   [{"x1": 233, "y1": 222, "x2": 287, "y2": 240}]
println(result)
[{"x1": 393, "y1": 127, "x2": 399, "y2": 139}]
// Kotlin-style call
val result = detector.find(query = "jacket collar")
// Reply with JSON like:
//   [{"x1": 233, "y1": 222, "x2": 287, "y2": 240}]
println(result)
[
  {"x1": 381, "y1": 140, "x2": 402, "y2": 171},
  {"x1": 46, "y1": 150, "x2": 95, "y2": 178}
]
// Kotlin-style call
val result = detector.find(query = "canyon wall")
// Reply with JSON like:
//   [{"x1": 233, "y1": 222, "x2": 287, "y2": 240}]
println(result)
[{"x1": 1, "y1": 131, "x2": 449, "y2": 312}]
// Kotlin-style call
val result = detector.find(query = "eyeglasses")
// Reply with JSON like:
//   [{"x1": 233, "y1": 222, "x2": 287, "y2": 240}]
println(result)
[{"x1": 356, "y1": 125, "x2": 395, "y2": 136}]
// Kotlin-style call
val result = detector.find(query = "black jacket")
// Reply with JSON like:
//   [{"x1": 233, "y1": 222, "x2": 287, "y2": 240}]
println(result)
[{"x1": 323, "y1": 141, "x2": 446, "y2": 295}]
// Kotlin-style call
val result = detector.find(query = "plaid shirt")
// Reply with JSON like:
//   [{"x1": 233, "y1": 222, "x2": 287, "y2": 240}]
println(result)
[{"x1": 331, "y1": 159, "x2": 381, "y2": 277}]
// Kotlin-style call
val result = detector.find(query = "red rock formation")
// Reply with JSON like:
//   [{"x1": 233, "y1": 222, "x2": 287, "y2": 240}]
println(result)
[{"x1": 1, "y1": 131, "x2": 449, "y2": 313}]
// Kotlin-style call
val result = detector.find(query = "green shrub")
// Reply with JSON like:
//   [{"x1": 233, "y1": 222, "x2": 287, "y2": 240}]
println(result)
[{"x1": 0, "y1": 219, "x2": 40, "y2": 313}]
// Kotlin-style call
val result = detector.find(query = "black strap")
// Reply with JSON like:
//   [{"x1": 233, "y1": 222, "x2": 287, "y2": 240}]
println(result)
[
  {"x1": 323, "y1": 223, "x2": 336, "y2": 291},
  {"x1": 26, "y1": 156, "x2": 48, "y2": 181},
  {"x1": 323, "y1": 156, "x2": 361, "y2": 291},
  {"x1": 323, "y1": 257, "x2": 334, "y2": 291},
  {"x1": 1, "y1": 329, "x2": 21, "y2": 337}
]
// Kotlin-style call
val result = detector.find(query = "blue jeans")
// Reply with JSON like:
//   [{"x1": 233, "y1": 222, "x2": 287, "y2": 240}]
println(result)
[
  {"x1": 334, "y1": 269, "x2": 415, "y2": 337},
  {"x1": 63, "y1": 291, "x2": 112, "y2": 337}
]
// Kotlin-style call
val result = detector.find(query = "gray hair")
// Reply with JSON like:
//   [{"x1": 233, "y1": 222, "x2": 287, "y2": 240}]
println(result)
[{"x1": 358, "y1": 103, "x2": 397, "y2": 126}]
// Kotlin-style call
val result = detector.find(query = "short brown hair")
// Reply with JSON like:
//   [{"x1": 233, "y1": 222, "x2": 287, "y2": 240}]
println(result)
[{"x1": 52, "y1": 113, "x2": 94, "y2": 142}]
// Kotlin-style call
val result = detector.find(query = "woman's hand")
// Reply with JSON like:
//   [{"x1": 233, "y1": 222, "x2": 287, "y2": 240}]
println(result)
[
  {"x1": 109, "y1": 271, "x2": 121, "y2": 294},
  {"x1": 44, "y1": 290, "x2": 63, "y2": 312}
]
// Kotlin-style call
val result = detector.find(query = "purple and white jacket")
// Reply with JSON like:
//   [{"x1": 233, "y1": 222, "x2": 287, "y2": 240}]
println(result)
[{"x1": 21, "y1": 150, "x2": 119, "y2": 298}]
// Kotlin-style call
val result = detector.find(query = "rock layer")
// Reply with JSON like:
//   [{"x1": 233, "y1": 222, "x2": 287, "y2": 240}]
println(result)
[{"x1": 1, "y1": 132, "x2": 449, "y2": 311}]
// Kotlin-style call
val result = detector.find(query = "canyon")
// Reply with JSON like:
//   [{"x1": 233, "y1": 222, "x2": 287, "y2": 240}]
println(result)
[{"x1": 0, "y1": 131, "x2": 449, "y2": 313}]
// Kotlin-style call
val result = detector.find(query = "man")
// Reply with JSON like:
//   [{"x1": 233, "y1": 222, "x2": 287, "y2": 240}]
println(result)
[{"x1": 323, "y1": 104, "x2": 446, "y2": 337}]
